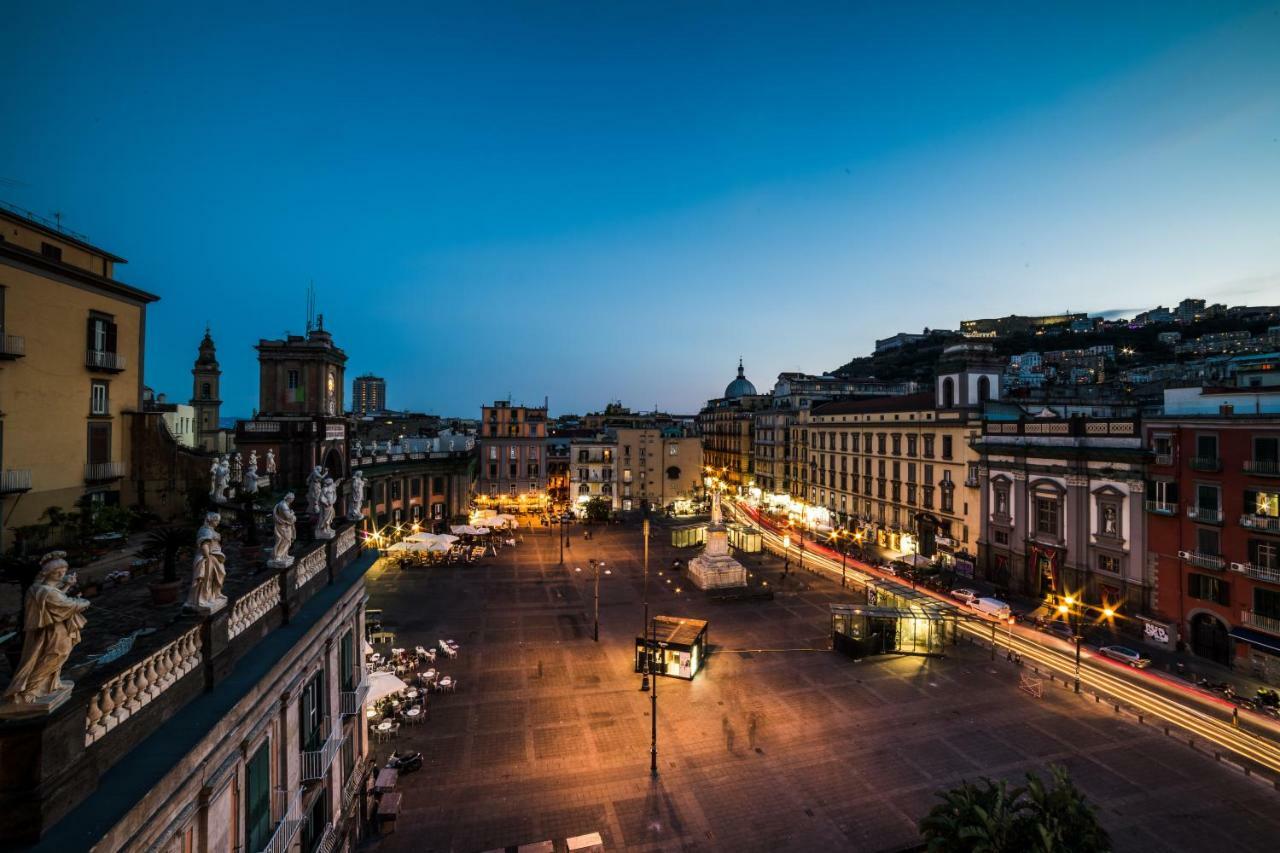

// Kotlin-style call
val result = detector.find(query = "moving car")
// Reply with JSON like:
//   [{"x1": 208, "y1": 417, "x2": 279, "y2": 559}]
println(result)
[
  {"x1": 1099, "y1": 645, "x2": 1151, "y2": 668},
  {"x1": 973, "y1": 597, "x2": 1013, "y2": 620},
  {"x1": 950, "y1": 588, "x2": 979, "y2": 605}
]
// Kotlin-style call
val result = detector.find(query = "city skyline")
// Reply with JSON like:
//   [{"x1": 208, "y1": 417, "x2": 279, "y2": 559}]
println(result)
[{"x1": 2, "y1": 2, "x2": 1278, "y2": 417}]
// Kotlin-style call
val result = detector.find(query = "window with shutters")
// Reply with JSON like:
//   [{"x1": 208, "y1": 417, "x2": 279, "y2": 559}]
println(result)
[
  {"x1": 87, "y1": 423, "x2": 110, "y2": 465},
  {"x1": 1250, "y1": 539, "x2": 1279, "y2": 570},
  {"x1": 41, "y1": 241, "x2": 62, "y2": 261},
  {"x1": 244, "y1": 741, "x2": 272, "y2": 852},
  {"x1": 90, "y1": 381, "x2": 109, "y2": 415},
  {"x1": 300, "y1": 671, "x2": 325, "y2": 752},
  {"x1": 339, "y1": 630, "x2": 355, "y2": 691},
  {"x1": 1188, "y1": 573, "x2": 1229, "y2": 605}
]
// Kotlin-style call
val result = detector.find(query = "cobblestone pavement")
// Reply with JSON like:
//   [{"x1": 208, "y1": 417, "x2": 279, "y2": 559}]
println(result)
[{"x1": 365, "y1": 521, "x2": 1280, "y2": 852}]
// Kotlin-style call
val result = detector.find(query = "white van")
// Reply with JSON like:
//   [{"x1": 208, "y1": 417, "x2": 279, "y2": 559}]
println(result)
[{"x1": 973, "y1": 597, "x2": 1012, "y2": 620}]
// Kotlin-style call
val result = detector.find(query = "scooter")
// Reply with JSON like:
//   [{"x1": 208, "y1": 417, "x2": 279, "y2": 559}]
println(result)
[{"x1": 386, "y1": 750, "x2": 423, "y2": 774}]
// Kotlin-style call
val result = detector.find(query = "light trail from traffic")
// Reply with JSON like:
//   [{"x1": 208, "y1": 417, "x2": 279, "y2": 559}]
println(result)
[{"x1": 728, "y1": 500, "x2": 1280, "y2": 776}]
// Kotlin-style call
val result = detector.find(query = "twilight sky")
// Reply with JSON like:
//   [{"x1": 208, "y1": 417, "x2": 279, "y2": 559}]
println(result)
[{"x1": 2, "y1": 2, "x2": 1279, "y2": 418}]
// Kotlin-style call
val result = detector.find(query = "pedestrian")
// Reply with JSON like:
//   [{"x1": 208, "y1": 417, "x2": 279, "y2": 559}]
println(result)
[{"x1": 1232, "y1": 706, "x2": 1239, "y2": 728}]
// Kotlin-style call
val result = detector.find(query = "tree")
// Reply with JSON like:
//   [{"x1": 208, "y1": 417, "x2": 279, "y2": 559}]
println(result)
[
  {"x1": 143, "y1": 525, "x2": 194, "y2": 583},
  {"x1": 920, "y1": 766, "x2": 1109, "y2": 853},
  {"x1": 584, "y1": 497, "x2": 610, "y2": 523}
]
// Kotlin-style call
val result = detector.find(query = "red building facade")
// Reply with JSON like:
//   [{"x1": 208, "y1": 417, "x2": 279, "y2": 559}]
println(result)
[{"x1": 1146, "y1": 399, "x2": 1280, "y2": 683}]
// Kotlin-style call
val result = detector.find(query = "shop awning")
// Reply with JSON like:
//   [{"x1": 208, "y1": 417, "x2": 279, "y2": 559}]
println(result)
[{"x1": 1229, "y1": 626, "x2": 1280, "y2": 655}]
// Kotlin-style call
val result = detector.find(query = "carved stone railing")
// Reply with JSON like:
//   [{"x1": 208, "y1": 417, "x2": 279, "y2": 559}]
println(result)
[
  {"x1": 295, "y1": 548, "x2": 327, "y2": 590},
  {"x1": 85, "y1": 624, "x2": 202, "y2": 746},
  {"x1": 335, "y1": 526, "x2": 357, "y2": 558},
  {"x1": 228, "y1": 576, "x2": 282, "y2": 640}
]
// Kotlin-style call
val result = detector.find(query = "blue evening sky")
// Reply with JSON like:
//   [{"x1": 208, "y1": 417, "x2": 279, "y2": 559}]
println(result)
[{"x1": 2, "y1": 2, "x2": 1278, "y2": 417}]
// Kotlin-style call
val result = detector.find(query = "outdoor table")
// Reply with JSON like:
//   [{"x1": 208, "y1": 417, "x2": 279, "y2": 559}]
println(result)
[
  {"x1": 377, "y1": 792, "x2": 402, "y2": 831},
  {"x1": 374, "y1": 768, "x2": 398, "y2": 792},
  {"x1": 366, "y1": 708, "x2": 377, "y2": 719},
  {"x1": 406, "y1": 688, "x2": 418, "y2": 699},
  {"x1": 377, "y1": 721, "x2": 393, "y2": 732},
  {"x1": 406, "y1": 707, "x2": 421, "y2": 719},
  {"x1": 438, "y1": 676, "x2": 452, "y2": 690},
  {"x1": 423, "y1": 669, "x2": 436, "y2": 682}
]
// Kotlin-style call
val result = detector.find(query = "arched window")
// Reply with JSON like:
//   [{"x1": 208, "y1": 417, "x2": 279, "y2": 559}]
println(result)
[
  {"x1": 578, "y1": 484, "x2": 590, "y2": 496},
  {"x1": 667, "y1": 466, "x2": 681, "y2": 480},
  {"x1": 941, "y1": 377, "x2": 955, "y2": 408},
  {"x1": 200, "y1": 382, "x2": 211, "y2": 400},
  {"x1": 977, "y1": 376, "x2": 991, "y2": 402}
]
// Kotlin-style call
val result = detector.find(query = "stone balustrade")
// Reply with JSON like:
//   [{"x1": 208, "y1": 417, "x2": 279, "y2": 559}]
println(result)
[
  {"x1": 228, "y1": 576, "x2": 282, "y2": 640},
  {"x1": 335, "y1": 526, "x2": 357, "y2": 558},
  {"x1": 295, "y1": 547, "x2": 328, "y2": 589},
  {"x1": 84, "y1": 624, "x2": 203, "y2": 746}
]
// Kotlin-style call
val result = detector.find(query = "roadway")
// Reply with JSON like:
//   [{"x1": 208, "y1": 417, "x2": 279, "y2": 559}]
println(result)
[{"x1": 727, "y1": 499, "x2": 1280, "y2": 778}]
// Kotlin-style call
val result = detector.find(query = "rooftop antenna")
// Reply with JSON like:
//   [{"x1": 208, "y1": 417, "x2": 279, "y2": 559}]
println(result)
[
  {"x1": 305, "y1": 281, "x2": 316, "y2": 333},
  {"x1": 52, "y1": 210, "x2": 63, "y2": 232}
]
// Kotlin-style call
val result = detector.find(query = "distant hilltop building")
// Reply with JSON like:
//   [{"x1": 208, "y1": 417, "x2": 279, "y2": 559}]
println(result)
[
  {"x1": 352, "y1": 373, "x2": 386, "y2": 415},
  {"x1": 961, "y1": 313, "x2": 1087, "y2": 338}
]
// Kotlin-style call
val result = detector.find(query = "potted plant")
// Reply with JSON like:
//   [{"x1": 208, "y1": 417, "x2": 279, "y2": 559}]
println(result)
[{"x1": 142, "y1": 525, "x2": 192, "y2": 605}]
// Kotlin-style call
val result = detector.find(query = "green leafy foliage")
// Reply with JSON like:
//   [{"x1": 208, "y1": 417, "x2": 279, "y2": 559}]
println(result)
[
  {"x1": 920, "y1": 766, "x2": 1110, "y2": 853},
  {"x1": 584, "y1": 497, "x2": 611, "y2": 523}
]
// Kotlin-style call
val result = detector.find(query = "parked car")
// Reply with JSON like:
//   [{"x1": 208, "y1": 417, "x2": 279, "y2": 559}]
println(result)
[
  {"x1": 973, "y1": 597, "x2": 1013, "y2": 620},
  {"x1": 1099, "y1": 645, "x2": 1151, "y2": 668},
  {"x1": 950, "y1": 588, "x2": 979, "y2": 605}
]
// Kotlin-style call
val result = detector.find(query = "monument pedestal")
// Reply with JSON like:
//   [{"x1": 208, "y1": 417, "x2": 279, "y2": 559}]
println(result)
[
  {"x1": 0, "y1": 683, "x2": 73, "y2": 719},
  {"x1": 686, "y1": 523, "x2": 747, "y2": 590}
]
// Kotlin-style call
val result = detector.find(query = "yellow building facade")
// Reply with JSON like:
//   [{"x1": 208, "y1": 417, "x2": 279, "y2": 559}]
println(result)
[{"x1": 0, "y1": 207, "x2": 159, "y2": 551}]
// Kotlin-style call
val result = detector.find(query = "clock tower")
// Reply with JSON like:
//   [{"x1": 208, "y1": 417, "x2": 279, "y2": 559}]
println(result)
[{"x1": 190, "y1": 327, "x2": 223, "y2": 451}]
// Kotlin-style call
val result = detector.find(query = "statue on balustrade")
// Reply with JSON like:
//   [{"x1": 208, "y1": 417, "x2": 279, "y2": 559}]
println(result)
[
  {"x1": 269, "y1": 493, "x2": 297, "y2": 568},
  {"x1": 265, "y1": 449, "x2": 277, "y2": 475},
  {"x1": 1, "y1": 552, "x2": 89, "y2": 714},
  {"x1": 186, "y1": 512, "x2": 227, "y2": 614},
  {"x1": 314, "y1": 477, "x2": 340, "y2": 540},
  {"x1": 306, "y1": 465, "x2": 328, "y2": 517},
  {"x1": 347, "y1": 470, "x2": 366, "y2": 521}
]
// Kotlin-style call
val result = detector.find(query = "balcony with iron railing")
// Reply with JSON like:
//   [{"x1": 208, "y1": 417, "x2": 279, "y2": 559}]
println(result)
[
  {"x1": 1181, "y1": 551, "x2": 1225, "y2": 571},
  {"x1": 84, "y1": 461, "x2": 125, "y2": 483},
  {"x1": 0, "y1": 333, "x2": 25, "y2": 359},
  {"x1": 1241, "y1": 609, "x2": 1280, "y2": 636},
  {"x1": 259, "y1": 788, "x2": 305, "y2": 853},
  {"x1": 316, "y1": 823, "x2": 340, "y2": 853},
  {"x1": 0, "y1": 469, "x2": 32, "y2": 494},
  {"x1": 1154, "y1": 453, "x2": 1173, "y2": 466},
  {"x1": 339, "y1": 674, "x2": 369, "y2": 717},
  {"x1": 1240, "y1": 514, "x2": 1280, "y2": 534},
  {"x1": 1189, "y1": 456, "x2": 1221, "y2": 472},
  {"x1": 1186, "y1": 505, "x2": 1223, "y2": 524},
  {"x1": 301, "y1": 717, "x2": 344, "y2": 783},
  {"x1": 1244, "y1": 458, "x2": 1280, "y2": 476},
  {"x1": 1230, "y1": 561, "x2": 1280, "y2": 585},
  {"x1": 1144, "y1": 500, "x2": 1178, "y2": 516},
  {"x1": 85, "y1": 349, "x2": 126, "y2": 372}
]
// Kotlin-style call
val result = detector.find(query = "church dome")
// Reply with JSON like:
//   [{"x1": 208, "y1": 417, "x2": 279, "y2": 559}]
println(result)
[{"x1": 724, "y1": 359, "x2": 757, "y2": 398}]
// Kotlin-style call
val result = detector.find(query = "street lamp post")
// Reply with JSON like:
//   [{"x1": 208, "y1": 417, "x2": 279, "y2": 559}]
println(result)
[
  {"x1": 838, "y1": 529, "x2": 848, "y2": 588},
  {"x1": 641, "y1": 516, "x2": 651, "y2": 692},
  {"x1": 782, "y1": 534, "x2": 791, "y2": 577},
  {"x1": 1058, "y1": 596, "x2": 1082, "y2": 693},
  {"x1": 558, "y1": 512, "x2": 566, "y2": 565},
  {"x1": 650, "y1": 617, "x2": 660, "y2": 777}
]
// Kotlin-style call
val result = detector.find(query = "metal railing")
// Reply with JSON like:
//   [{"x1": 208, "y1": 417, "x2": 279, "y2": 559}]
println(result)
[
  {"x1": 1186, "y1": 505, "x2": 1222, "y2": 524},
  {"x1": 0, "y1": 198, "x2": 93, "y2": 242},
  {"x1": 0, "y1": 469, "x2": 32, "y2": 493},
  {"x1": 84, "y1": 461, "x2": 125, "y2": 482},
  {"x1": 340, "y1": 674, "x2": 369, "y2": 716},
  {"x1": 259, "y1": 788, "x2": 305, "y2": 853},
  {"x1": 85, "y1": 349, "x2": 126, "y2": 371},
  {"x1": 1244, "y1": 459, "x2": 1280, "y2": 476},
  {"x1": 1154, "y1": 453, "x2": 1173, "y2": 466},
  {"x1": 301, "y1": 717, "x2": 344, "y2": 783},
  {"x1": 1241, "y1": 610, "x2": 1280, "y2": 636},
  {"x1": 0, "y1": 333, "x2": 24, "y2": 357},
  {"x1": 1240, "y1": 514, "x2": 1280, "y2": 533},
  {"x1": 1230, "y1": 562, "x2": 1280, "y2": 585},
  {"x1": 1182, "y1": 551, "x2": 1225, "y2": 571},
  {"x1": 1189, "y1": 456, "x2": 1221, "y2": 472},
  {"x1": 1144, "y1": 501, "x2": 1177, "y2": 515},
  {"x1": 316, "y1": 823, "x2": 340, "y2": 853}
]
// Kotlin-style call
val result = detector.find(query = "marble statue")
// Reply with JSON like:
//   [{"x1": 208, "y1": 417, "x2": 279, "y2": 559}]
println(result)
[
  {"x1": 1, "y1": 552, "x2": 89, "y2": 713},
  {"x1": 306, "y1": 466, "x2": 327, "y2": 516},
  {"x1": 209, "y1": 458, "x2": 220, "y2": 500},
  {"x1": 710, "y1": 485, "x2": 723, "y2": 526},
  {"x1": 211, "y1": 455, "x2": 231, "y2": 504},
  {"x1": 186, "y1": 512, "x2": 227, "y2": 614},
  {"x1": 268, "y1": 493, "x2": 297, "y2": 568},
  {"x1": 265, "y1": 449, "x2": 277, "y2": 475},
  {"x1": 242, "y1": 462, "x2": 259, "y2": 496},
  {"x1": 247, "y1": 450, "x2": 258, "y2": 474},
  {"x1": 353, "y1": 440, "x2": 363, "y2": 458},
  {"x1": 347, "y1": 470, "x2": 366, "y2": 521},
  {"x1": 314, "y1": 477, "x2": 340, "y2": 540}
]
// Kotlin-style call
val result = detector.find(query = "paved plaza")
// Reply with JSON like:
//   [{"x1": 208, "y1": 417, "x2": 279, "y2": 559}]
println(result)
[{"x1": 365, "y1": 521, "x2": 1280, "y2": 852}]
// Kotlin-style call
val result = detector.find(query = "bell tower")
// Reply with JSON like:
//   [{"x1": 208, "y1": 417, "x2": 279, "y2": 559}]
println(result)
[{"x1": 191, "y1": 327, "x2": 222, "y2": 451}]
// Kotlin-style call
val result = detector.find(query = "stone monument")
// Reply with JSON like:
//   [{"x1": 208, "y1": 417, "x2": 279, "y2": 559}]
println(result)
[
  {"x1": 686, "y1": 486, "x2": 747, "y2": 590},
  {"x1": 314, "y1": 477, "x2": 339, "y2": 540},
  {"x1": 186, "y1": 512, "x2": 227, "y2": 614},
  {"x1": 268, "y1": 493, "x2": 297, "y2": 568},
  {"x1": 0, "y1": 552, "x2": 90, "y2": 716},
  {"x1": 347, "y1": 470, "x2": 366, "y2": 521}
]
